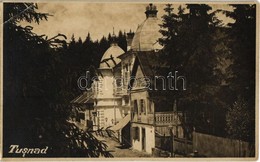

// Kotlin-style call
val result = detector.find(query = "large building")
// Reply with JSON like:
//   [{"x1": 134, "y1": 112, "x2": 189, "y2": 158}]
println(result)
[{"x1": 71, "y1": 3, "x2": 188, "y2": 154}]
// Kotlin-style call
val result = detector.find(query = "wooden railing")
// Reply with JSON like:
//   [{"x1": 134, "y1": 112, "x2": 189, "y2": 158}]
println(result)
[
  {"x1": 155, "y1": 112, "x2": 182, "y2": 125},
  {"x1": 155, "y1": 113, "x2": 175, "y2": 125},
  {"x1": 132, "y1": 112, "x2": 183, "y2": 126}
]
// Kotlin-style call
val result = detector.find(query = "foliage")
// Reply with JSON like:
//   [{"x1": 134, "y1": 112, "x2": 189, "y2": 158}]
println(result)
[
  {"x1": 159, "y1": 4, "x2": 228, "y2": 136},
  {"x1": 159, "y1": 3, "x2": 255, "y2": 140},
  {"x1": 3, "y1": 3, "x2": 114, "y2": 157},
  {"x1": 223, "y1": 4, "x2": 256, "y2": 142},
  {"x1": 224, "y1": 4, "x2": 256, "y2": 107},
  {"x1": 32, "y1": 120, "x2": 113, "y2": 157},
  {"x1": 4, "y1": 3, "x2": 49, "y2": 24},
  {"x1": 226, "y1": 98, "x2": 252, "y2": 141}
]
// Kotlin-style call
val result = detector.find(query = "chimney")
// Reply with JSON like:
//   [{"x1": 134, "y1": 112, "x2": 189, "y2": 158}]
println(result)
[
  {"x1": 126, "y1": 30, "x2": 134, "y2": 51},
  {"x1": 145, "y1": 3, "x2": 158, "y2": 18}
]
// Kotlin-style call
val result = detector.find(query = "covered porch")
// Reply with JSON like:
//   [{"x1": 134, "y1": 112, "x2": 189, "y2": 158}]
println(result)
[{"x1": 70, "y1": 91, "x2": 95, "y2": 130}]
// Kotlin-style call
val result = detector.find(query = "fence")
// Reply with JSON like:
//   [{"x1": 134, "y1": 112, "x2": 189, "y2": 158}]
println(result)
[
  {"x1": 154, "y1": 131, "x2": 254, "y2": 157},
  {"x1": 193, "y1": 132, "x2": 255, "y2": 157},
  {"x1": 173, "y1": 137, "x2": 193, "y2": 155},
  {"x1": 155, "y1": 135, "x2": 172, "y2": 151},
  {"x1": 155, "y1": 134, "x2": 193, "y2": 156}
]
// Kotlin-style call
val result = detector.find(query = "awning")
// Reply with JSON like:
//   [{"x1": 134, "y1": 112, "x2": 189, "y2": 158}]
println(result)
[
  {"x1": 70, "y1": 91, "x2": 94, "y2": 104},
  {"x1": 109, "y1": 114, "x2": 130, "y2": 131}
]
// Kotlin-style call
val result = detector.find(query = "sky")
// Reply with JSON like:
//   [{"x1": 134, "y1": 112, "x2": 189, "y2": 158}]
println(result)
[{"x1": 20, "y1": 3, "x2": 234, "y2": 41}]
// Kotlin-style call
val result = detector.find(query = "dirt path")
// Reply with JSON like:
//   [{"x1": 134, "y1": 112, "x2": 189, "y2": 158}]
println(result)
[
  {"x1": 72, "y1": 121, "x2": 152, "y2": 157},
  {"x1": 95, "y1": 135, "x2": 151, "y2": 157}
]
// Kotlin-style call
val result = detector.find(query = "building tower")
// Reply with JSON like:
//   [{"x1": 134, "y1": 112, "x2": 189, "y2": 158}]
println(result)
[{"x1": 93, "y1": 30, "x2": 127, "y2": 130}]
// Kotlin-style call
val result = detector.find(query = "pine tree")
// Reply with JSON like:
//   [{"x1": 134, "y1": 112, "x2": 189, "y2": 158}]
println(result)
[
  {"x1": 84, "y1": 32, "x2": 92, "y2": 46},
  {"x1": 117, "y1": 30, "x2": 127, "y2": 51},
  {"x1": 3, "y1": 3, "x2": 112, "y2": 157},
  {"x1": 225, "y1": 4, "x2": 256, "y2": 106},
  {"x1": 223, "y1": 4, "x2": 256, "y2": 143},
  {"x1": 78, "y1": 37, "x2": 83, "y2": 45},
  {"x1": 159, "y1": 4, "x2": 229, "y2": 136}
]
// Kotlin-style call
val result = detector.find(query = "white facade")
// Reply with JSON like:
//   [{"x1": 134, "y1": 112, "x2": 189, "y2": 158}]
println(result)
[
  {"x1": 131, "y1": 123, "x2": 155, "y2": 154},
  {"x1": 128, "y1": 4, "x2": 164, "y2": 154},
  {"x1": 91, "y1": 3, "x2": 164, "y2": 154},
  {"x1": 92, "y1": 39, "x2": 131, "y2": 129}
]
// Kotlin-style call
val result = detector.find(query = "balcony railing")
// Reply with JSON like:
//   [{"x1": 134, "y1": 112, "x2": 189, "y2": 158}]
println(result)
[
  {"x1": 155, "y1": 112, "x2": 180, "y2": 125},
  {"x1": 132, "y1": 111, "x2": 183, "y2": 126},
  {"x1": 113, "y1": 86, "x2": 128, "y2": 96},
  {"x1": 132, "y1": 113, "x2": 154, "y2": 124}
]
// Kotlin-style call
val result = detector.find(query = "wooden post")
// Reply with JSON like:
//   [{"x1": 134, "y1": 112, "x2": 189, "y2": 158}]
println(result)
[
  {"x1": 193, "y1": 127, "x2": 197, "y2": 153},
  {"x1": 170, "y1": 127, "x2": 174, "y2": 157},
  {"x1": 185, "y1": 135, "x2": 187, "y2": 155},
  {"x1": 238, "y1": 139, "x2": 241, "y2": 157}
]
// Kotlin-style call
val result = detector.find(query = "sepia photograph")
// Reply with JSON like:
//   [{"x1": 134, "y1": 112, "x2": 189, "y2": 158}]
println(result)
[{"x1": 1, "y1": 1, "x2": 257, "y2": 159}]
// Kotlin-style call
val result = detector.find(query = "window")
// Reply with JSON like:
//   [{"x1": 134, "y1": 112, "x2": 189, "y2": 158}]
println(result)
[
  {"x1": 131, "y1": 127, "x2": 140, "y2": 141},
  {"x1": 125, "y1": 97, "x2": 129, "y2": 105},
  {"x1": 124, "y1": 71, "x2": 130, "y2": 85},
  {"x1": 140, "y1": 99, "x2": 146, "y2": 114},
  {"x1": 134, "y1": 100, "x2": 138, "y2": 114},
  {"x1": 147, "y1": 100, "x2": 152, "y2": 113},
  {"x1": 115, "y1": 78, "x2": 122, "y2": 87}
]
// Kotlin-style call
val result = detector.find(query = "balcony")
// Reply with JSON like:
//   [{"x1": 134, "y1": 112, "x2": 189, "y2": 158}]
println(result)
[
  {"x1": 113, "y1": 86, "x2": 128, "y2": 96},
  {"x1": 155, "y1": 112, "x2": 181, "y2": 126},
  {"x1": 132, "y1": 111, "x2": 183, "y2": 126},
  {"x1": 132, "y1": 113, "x2": 154, "y2": 124}
]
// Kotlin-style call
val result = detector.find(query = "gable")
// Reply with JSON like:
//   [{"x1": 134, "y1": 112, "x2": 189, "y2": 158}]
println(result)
[
  {"x1": 129, "y1": 51, "x2": 166, "y2": 91},
  {"x1": 131, "y1": 64, "x2": 146, "y2": 90},
  {"x1": 135, "y1": 65, "x2": 145, "y2": 79}
]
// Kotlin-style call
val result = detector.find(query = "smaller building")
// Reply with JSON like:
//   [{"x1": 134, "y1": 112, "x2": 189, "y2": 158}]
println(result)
[
  {"x1": 128, "y1": 51, "x2": 188, "y2": 154},
  {"x1": 70, "y1": 91, "x2": 95, "y2": 129}
]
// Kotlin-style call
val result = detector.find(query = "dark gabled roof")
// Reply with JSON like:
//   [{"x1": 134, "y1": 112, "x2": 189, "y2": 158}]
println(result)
[
  {"x1": 133, "y1": 50, "x2": 168, "y2": 77},
  {"x1": 117, "y1": 50, "x2": 134, "y2": 59},
  {"x1": 129, "y1": 50, "x2": 170, "y2": 96},
  {"x1": 135, "y1": 51, "x2": 154, "y2": 77}
]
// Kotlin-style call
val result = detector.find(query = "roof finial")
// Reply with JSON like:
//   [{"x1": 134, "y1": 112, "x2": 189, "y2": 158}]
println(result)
[
  {"x1": 145, "y1": 3, "x2": 158, "y2": 18},
  {"x1": 111, "y1": 27, "x2": 117, "y2": 46},
  {"x1": 113, "y1": 27, "x2": 115, "y2": 36}
]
